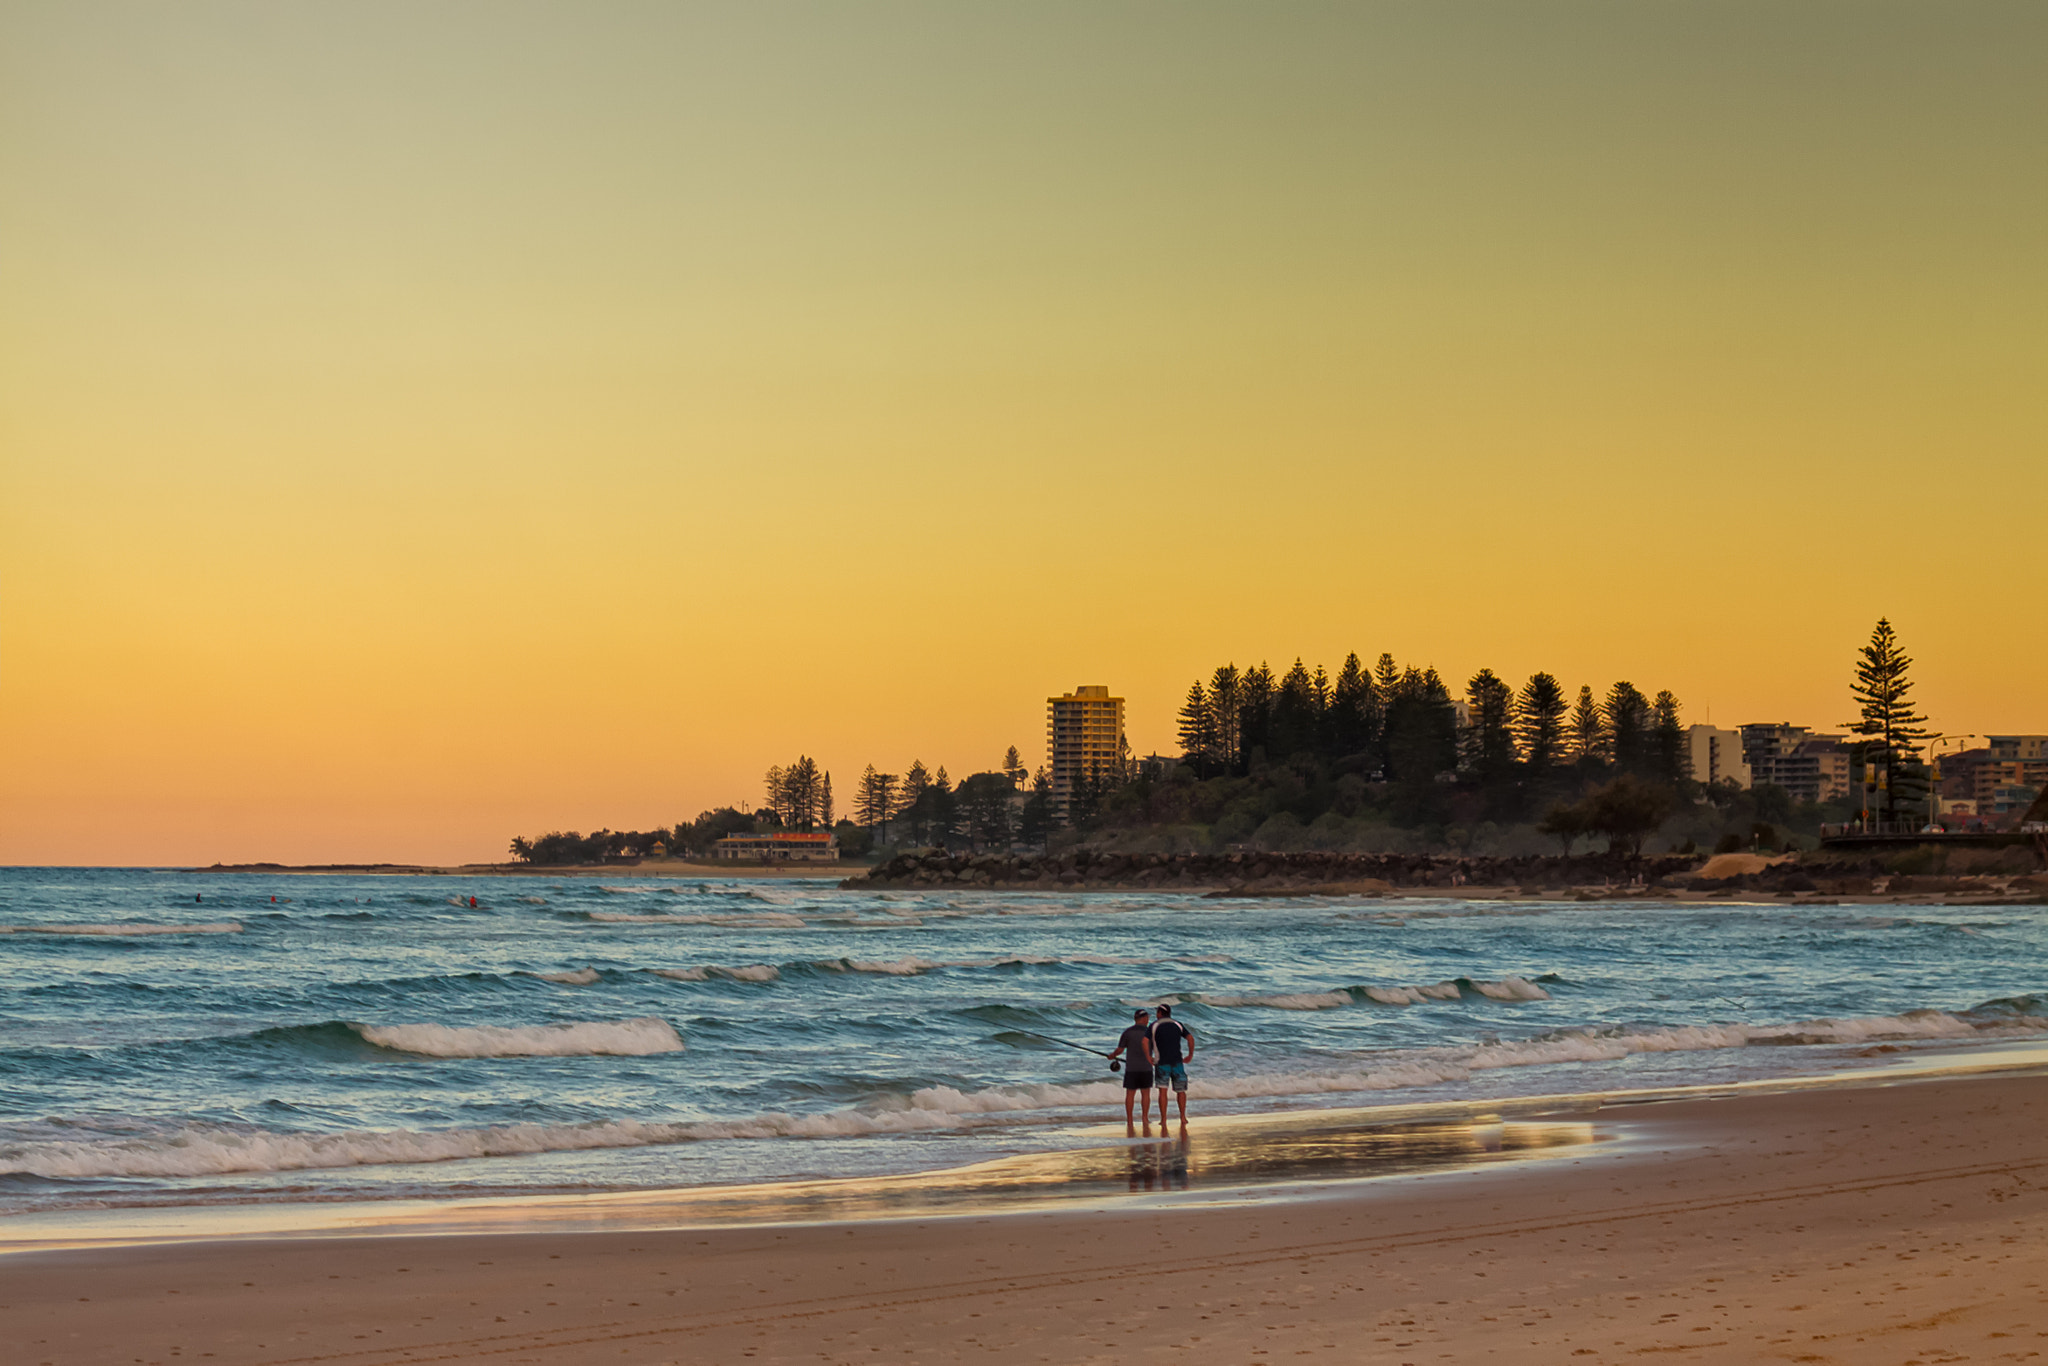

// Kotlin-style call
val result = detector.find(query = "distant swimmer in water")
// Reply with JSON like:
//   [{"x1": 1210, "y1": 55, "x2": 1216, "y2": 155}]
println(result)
[
  {"x1": 468, "y1": 896, "x2": 478, "y2": 908},
  {"x1": 1108, "y1": 1008, "x2": 1157, "y2": 1136}
]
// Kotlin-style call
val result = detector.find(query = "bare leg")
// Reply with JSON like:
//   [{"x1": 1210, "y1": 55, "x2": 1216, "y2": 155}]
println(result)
[
  {"x1": 1124, "y1": 1088, "x2": 1136, "y2": 1136},
  {"x1": 1176, "y1": 1088, "x2": 1189, "y2": 1125}
]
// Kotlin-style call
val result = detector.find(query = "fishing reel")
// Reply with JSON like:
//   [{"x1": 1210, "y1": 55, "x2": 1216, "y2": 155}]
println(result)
[{"x1": 1109, "y1": 1059, "x2": 1121, "y2": 1072}]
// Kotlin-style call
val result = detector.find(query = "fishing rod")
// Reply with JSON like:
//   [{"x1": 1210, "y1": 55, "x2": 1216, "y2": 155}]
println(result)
[{"x1": 1009, "y1": 1027, "x2": 1123, "y2": 1070}]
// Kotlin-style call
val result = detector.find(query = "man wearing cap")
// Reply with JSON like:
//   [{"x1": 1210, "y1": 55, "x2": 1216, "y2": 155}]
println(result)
[
  {"x1": 1108, "y1": 1008, "x2": 1156, "y2": 1136},
  {"x1": 1150, "y1": 1003, "x2": 1195, "y2": 1128}
]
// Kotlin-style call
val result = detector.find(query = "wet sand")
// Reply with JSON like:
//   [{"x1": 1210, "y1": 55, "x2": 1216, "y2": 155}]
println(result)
[{"x1": 7, "y1": 1071, "x2": 2046, "y2": 1364}]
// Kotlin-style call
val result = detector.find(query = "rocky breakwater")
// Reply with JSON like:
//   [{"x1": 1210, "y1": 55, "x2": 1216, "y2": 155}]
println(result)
[
  {"x1": 1671, "y1": 853, "x2": 2048, "y2": 902},
  {"x1": 845, "y1": 849, "x2": 1701, "y2": 894}
]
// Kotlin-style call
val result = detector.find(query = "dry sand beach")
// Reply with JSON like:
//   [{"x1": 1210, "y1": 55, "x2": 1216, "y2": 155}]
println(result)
[{"x1": 8, "y1": 1066, "x2": 2045, "y2": 1365}]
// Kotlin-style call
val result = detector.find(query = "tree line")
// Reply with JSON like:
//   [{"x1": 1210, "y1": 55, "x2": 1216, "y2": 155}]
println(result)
[
  {"x1": 1178, "y1": 654, "x2": 1690, "y2": 802},
  {"x1": 849, "y1": 746, "x2": 1054, "y2": 851},
  {"x1": 762, "y1": 757, "x2": 833, "y2": 831}
]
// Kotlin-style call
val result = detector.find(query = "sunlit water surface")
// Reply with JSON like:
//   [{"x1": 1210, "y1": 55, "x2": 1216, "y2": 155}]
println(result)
[{"x1": 1, "y1": 868, "x2": 2040, "y2": 1214}]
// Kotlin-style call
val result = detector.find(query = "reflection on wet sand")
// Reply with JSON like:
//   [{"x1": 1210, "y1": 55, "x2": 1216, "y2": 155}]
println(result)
[
  {"x1": 0, "y1": 1112, "x2": 1599, "y2": 1251},
  {"x1": 1108, "y1": 1115, "x2": 1588, "y2": 1199},
  {"x1": 368, "y1": 1113, "x2": 1597, "y2": 1234}
]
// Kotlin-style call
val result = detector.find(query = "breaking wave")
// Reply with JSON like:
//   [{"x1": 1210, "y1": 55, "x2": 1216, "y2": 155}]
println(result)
[
  {"x1": 585, "y1": 911, "x2": 807, "y2": 928},
  {"x1": 1362, "y1": 982, "x2": 1466, "y2": 1005},
  {"x1": 1193, "y1": 976, "x2": 1551, "y2": 1010},
  {"x1": 816, "y1": 953, "x2": 1235, "y2": 977},
  {"x1": 350, "y1": 1017, "x2": 684, "y2": 1058},
  {"x1": 653, "y1": 964, "x2": 781, "y2": 982},
  {"x1": 1197, "y1": 990, "x2": 1357, "y2": 1010}
]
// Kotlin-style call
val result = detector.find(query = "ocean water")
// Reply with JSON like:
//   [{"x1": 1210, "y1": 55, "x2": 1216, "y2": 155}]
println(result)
[{"x1": 0, "y1": 867, "x2": 2041, "y2": 1217}]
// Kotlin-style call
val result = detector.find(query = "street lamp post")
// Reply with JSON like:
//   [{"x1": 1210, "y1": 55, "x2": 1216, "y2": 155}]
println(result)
[{"x1": 1926, "y1": 734, "x2": 1978, "y2": 832}]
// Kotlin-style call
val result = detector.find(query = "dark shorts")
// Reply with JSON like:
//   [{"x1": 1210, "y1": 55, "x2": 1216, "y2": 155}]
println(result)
[
  {"x1": 1123, "y1": 1069, "x2": 1154, "y2": 1091},
  {"x1": 1155, "y1": 1062, "x2": 1187, "y2": 1092}
]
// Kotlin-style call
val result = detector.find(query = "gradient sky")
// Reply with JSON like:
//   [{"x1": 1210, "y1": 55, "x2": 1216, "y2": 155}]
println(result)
[{"x1": 3, "y1": 2, "x2": 2043, "y2": 866}]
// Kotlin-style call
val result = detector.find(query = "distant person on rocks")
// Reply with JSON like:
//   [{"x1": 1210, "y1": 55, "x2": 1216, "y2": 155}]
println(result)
[
  {"x1": 1109, "y1": 1008, "x2": 1156, "y2": 1136},
  {"x1": 1149, "y1": 1003, "x2": 1194, "y2": 1128}
]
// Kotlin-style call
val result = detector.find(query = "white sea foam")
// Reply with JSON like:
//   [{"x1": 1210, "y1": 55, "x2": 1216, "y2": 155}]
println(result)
[
  {"x1": 534, "y1": 968, "x2": 601, "y2": 986},
  {"x1": 0, "y1": 1094, "x2": 1105, "y2": 1179},
  {"x1": 0, "y1": 1118, "x2": 709, "y2": 1180},
  {"x1": 351, "y1": 1017, "x2": 684, "y2": 1058},
  {"x1": 0, "y1": 922, "x2": 244, "y2": 937}
]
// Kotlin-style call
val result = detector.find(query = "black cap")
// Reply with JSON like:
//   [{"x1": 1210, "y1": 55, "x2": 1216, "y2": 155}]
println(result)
[
  {"x1": 1156, "y1": 1003, "x2": 1173, "y2": 1017},
  {"x1": 1133, "y1": 1008, "x2": 1149, "y2": 1020}
]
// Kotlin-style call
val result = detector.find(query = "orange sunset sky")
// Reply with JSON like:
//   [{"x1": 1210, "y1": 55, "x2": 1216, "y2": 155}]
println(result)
[{"x1": 3, "y1": 2, "x2": 2044, "y2": 866}]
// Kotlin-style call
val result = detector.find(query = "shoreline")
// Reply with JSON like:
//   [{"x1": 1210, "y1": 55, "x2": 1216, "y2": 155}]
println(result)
[
  {"x1": 7, "y1": 1039, "x2": 2042, "y2": 1255},
  {"x1": 848, "y1": 847, "x2": 2047, "y2": 905},
  {"x1": 155, "y1": 860, "x2": 2045, "y2": 905},
  {"x1": 8, "y1": 1064, "x2": 2045, "y2": 1363},
  {"x1": 180, "y1": 861, "x2": 856, "y2": 879}
]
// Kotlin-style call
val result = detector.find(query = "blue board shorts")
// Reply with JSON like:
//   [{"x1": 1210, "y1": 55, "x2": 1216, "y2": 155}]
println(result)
[{"x1": 1155, "y1": 1062, "x2": 1187, "y2": 1092}]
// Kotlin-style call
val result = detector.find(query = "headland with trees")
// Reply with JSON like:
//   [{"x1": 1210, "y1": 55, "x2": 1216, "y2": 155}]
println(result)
[{"x1": 507, "y1": 619, "x2": 2029, "y2": 868}]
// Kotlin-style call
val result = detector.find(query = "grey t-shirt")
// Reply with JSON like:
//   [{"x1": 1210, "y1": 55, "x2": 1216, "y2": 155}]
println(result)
[{"x1": 1117, "y1": 1024, "x2": 1153, "y2": 1073}]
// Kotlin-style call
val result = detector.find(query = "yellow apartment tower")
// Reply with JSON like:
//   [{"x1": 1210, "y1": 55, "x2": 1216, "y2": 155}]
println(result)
[{"x1": 1046, "y1": 684, "x2": 1126, "y2": 820}]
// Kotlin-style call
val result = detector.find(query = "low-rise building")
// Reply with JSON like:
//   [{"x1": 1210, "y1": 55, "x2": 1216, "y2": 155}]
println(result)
[
  {"x1": 1941, "y1": 748, "x2": 2048, "y2": 807},
  {"x1": 1742, "y1": 724, "x2": 1817, "y2": 801},
  {"x1": 1988, "y1": 735, "x2": 2048, "y2": 762},
  {"x1": 1988, "y1": 784, "x2": 2042, "y2": 821},
  {"x1": 1738, "y1": 724, "x2": 1852, "y2": 803},
  {"x1": 709, "y1": 832, "x2": 839, "y2": 862},
  {"x1": 1802, "y1": 736, "x2": 1854, "y2": 802},
  {"x1": 1134, "y1": 753, "x2": 1181, "y2": 783}
]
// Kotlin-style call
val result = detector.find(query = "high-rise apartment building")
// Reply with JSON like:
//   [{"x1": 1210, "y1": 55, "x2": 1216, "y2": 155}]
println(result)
[{"x1": 1046, "y1": 684, "x2": 1126, "y2": 821}]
